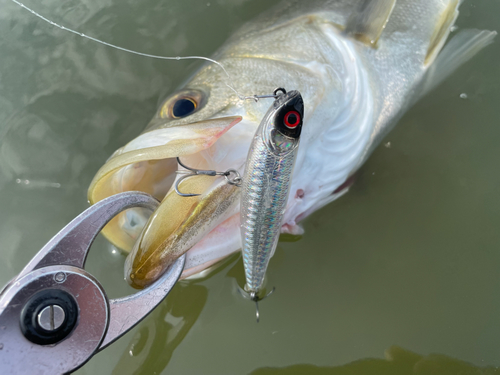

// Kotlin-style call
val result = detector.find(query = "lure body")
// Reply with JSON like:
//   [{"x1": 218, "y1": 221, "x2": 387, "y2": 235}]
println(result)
[{"x1": 240, "y1": 90, "x2": 304, "y2": 294}]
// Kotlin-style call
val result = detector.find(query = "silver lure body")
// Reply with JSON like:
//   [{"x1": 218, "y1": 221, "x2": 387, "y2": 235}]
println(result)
[{"x1": 240, "y1": 91, "x2": 304, "y2": 294}]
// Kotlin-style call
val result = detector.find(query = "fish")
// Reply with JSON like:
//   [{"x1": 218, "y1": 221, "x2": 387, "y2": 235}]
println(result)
[
  {"x1": 87, "y1": 0, "x2": 496, "y2": 288},
  {"x1": 240, "y1": 89, "x2": 304, "y2": 296}
]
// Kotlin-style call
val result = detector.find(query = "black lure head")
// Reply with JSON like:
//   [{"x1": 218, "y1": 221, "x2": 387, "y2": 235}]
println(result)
[{"x1": 272, "y1": 89, "x2": 304, "y2": 139}]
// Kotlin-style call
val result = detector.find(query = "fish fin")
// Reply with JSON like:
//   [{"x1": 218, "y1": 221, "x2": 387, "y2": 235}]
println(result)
[
  {"x1": 425, "y1": 0, "x2": 460, "y2": 65},
  {"x1": 345, "y1": 0, "x2": 397, "y2": 46},
  {"x1": 418, "y1": 29, "x2": 497, "y2": 100}
]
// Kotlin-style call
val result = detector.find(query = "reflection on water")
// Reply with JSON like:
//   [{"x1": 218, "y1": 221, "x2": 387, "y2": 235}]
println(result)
[
  {"x1": 110, "y1": 255, "x2": 239, "y2": 375},
  {"x1": 112, "y1": 282, "x2": 208, "y2": 375},
  {"x1": 251, "y1": 346, "x2": 500, "y2": 375},
  {"x1": 1, "y1": 0, "x2": 500, "y2": 374}
]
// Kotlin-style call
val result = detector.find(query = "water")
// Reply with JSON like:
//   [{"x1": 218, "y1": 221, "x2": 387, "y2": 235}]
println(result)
[{"x1": 0, "y1": 1, "x2": 499, "y2": 374}]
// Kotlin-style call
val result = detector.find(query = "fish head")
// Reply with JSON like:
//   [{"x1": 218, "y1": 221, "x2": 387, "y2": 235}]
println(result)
[{"x1": 88, "y1": 62, "x2": 281, "y2": 288}]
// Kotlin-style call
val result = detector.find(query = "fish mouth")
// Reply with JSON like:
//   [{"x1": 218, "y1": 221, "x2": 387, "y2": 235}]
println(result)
[{"x1": 88, "y1": 115, "x2": 243, "y2": 288}]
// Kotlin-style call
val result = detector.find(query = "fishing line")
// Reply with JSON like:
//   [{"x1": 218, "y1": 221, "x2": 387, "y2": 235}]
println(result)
[{"x1": 9, "y1": 0, "x2": 266, "y2": 101}]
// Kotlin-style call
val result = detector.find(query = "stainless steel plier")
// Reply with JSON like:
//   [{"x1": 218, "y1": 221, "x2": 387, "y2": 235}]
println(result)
[{"x1": 0, "y1": 191, "x2": 185, "y2": 374}]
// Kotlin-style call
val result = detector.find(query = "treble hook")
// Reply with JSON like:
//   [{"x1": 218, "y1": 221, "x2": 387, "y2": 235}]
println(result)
[{"x1": 174, "y1": 157, "x2": 242, "y2": 197}]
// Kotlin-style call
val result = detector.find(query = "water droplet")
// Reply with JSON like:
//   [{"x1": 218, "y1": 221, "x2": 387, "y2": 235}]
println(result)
[
  {"x1": 460, "y1": 93, "x2": 468, "y2": 99},
  {"x1": 384, "y1": 141, "x2": 391, "y2": 148},
  {"x1": 451, "y1": 25, "x2": 458, "y2": 32},
  {"x1": 0, "y1": 344, "x2": 4, "y2": 350},
  {"x1": 175, "y1": 56, "x2": 180, "y2": 60},
  {"x1": 129, "y1": 350, "x2": 134, "y2": 356},
  {"x1": 206, "y1": 2, "x2": 211, "y2": 6},
  {"x1": 15, "y1": 179, "x2": 21, "y2": 184}
]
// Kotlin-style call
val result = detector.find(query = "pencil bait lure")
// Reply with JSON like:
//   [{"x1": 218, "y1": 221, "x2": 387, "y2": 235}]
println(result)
[{"x1": 240, "y1": 88, "x2": 304, "y2": 301}]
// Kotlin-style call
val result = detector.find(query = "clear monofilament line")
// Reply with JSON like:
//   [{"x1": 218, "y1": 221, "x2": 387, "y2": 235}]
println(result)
[{"x1": 9, "y1": 0, "x2": 257, "y2": 101}]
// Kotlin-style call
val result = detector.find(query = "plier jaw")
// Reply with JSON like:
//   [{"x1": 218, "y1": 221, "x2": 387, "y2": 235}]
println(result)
[{"x1": 0, "y1": 192, "x2": 185, "y2": 374}]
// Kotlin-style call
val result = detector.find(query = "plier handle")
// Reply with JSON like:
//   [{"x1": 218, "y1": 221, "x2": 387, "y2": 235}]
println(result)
[{"x1": 0, "y1": 192, "x2": 185, "y2": 374}]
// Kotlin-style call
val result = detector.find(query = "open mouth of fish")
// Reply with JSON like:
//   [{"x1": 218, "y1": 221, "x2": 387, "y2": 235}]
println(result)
[{"x1": 88, "y1": 114, "x2": 255, "y2": 288}]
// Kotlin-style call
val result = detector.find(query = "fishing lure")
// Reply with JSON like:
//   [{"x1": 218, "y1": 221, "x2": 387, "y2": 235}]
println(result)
[
  {"x1": 240, "y1": 88, "x2": 304, "y2": 303},
  {"x1": 173, "y1": 88, "x2": 303, "y2": 320}
]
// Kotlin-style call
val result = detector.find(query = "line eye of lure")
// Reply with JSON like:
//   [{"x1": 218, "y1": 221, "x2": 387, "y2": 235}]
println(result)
[{"x1": 283, "y1": 110, "x2": 301, "y2": 129}]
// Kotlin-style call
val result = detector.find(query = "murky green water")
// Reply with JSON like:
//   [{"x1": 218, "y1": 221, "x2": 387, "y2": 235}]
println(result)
[{"x1": 1, "y1": 1, "x2": 499, "y2": 374}]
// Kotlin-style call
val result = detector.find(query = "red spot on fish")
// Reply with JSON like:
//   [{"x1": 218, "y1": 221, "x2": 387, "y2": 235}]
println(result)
[{"x1": 295, "y1": 189, "x2": 305, "y2": 199}]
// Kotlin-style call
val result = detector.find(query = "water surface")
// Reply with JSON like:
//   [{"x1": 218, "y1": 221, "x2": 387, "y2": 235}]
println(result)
[{"x1": 0, "y1": 1, "x2": 499, "y2": 374}]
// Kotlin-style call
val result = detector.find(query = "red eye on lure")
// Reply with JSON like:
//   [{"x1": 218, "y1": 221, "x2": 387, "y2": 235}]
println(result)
[{"x1": 284, "y1": 110, "x2": 301, "y2": 129}]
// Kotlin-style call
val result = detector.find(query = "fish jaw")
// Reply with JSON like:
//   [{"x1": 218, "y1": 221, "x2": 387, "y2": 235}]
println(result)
[
  {"x1": 87, "y1": 116, "x2": 242, "y2": 251},
  {"x1": 125, "y1": 177, "x2": 240, "y2": 288}
]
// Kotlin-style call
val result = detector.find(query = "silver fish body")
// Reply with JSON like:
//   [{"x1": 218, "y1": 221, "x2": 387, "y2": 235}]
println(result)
[
  {"x1": 241, "y1": 90, "x2": 304, "y2": 294},
  {"x1": 87, "y1": 0, "x2": 496, "y2": 286}
]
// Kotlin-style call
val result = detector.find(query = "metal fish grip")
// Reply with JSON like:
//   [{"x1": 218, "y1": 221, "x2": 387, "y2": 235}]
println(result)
[{"x1": 0, "y1": 191, "x2": 185, "y2": 374}]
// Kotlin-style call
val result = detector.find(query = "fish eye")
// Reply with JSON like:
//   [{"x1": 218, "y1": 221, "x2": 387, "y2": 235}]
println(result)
[
  {"x1": 160, "y1": 89, "x2": 205, "y2": 119},
  {"x1": 172, "y1": 98, "x2": 196, "y2": 118}
]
